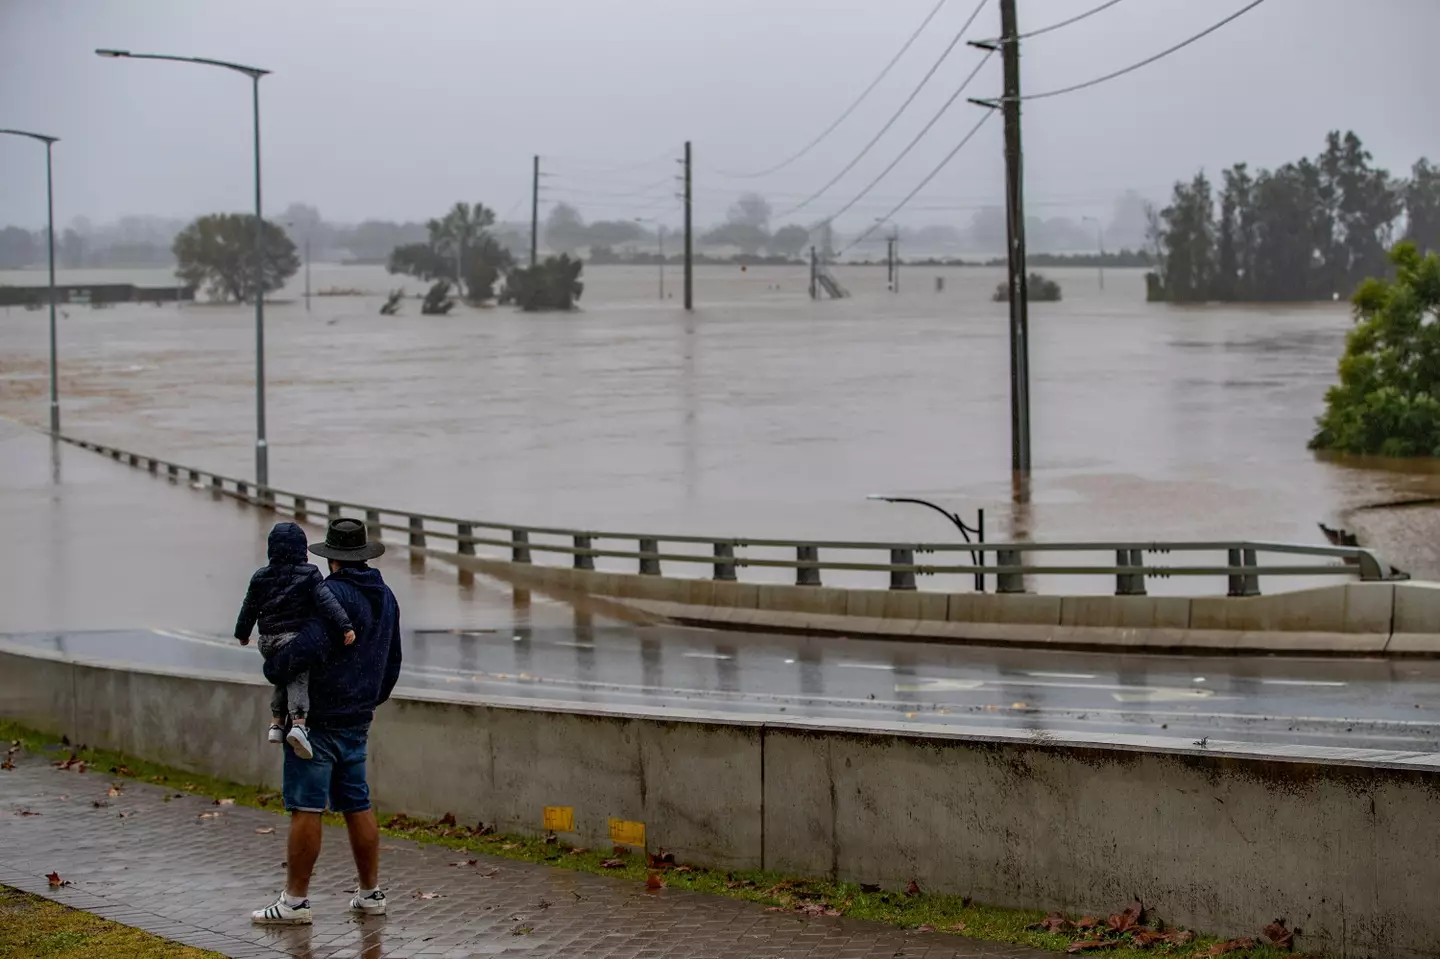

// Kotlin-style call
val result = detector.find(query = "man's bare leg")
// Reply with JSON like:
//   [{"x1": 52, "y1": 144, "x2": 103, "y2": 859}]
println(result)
[
  {"x1": 344, "y1": 808, "x2": 380, "y2": 890},
  {"x1": 286, "y1": 811, "x2": 324, "y2": 898}
]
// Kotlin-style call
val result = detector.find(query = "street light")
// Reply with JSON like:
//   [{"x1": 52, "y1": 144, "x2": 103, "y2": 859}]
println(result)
[
  {"x1": 96, "y1": 48, "x2": 273, "y2": 491},
  {"x1": 1081, "y1": 215, "x2": 1106, "y2": 292},
  {"x1": 0, "y1": 128, "x2": 60, "y2": 436},
  {"x1": 633, "y1": 217, "x2": 664, "y2": 301},
  {"x1": 867, "y1": 493, "x2": 987, "y2": 591}
]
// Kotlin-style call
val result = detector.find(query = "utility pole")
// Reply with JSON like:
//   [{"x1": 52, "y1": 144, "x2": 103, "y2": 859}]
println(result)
[
  {"x1": 305, "y1": 236, "x2": 311, "y2": 312},
  {"x1": 683, "y1": 140, "x2": 693, "y2": 311},
  {"x1": 886, "y1": 236, "x2": 894, "y2": 289},
  {"x1": 809, "y1": 246, "x2": 818, "y2": 300},
  {"x1": 892, "y1": 229, "x2": 900, "y2": 293},
  {"x1": 530, "y1": 155, "x2": 540, "y2": 267},
  {"x1": 974, "y1": 0, "x2": 1032, "y2": 477}
]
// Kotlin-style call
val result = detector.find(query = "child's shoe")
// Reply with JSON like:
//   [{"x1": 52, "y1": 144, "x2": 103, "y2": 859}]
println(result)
[
  {"x1": 286, "y1": 724, "x2": 313, "y2": 760},
  {"x1": 267, "y1": 723, "x2": 284, "y2": 744}
]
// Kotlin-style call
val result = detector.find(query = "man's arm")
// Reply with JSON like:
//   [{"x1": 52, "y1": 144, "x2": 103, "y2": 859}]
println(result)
[
  {"x1": 262, "y1": 619, "x2": 330, "y2": 686},
  {"x1": 233, "y1": 572, "x2": 262, "y2": 643},
  {"x1": 377, "y1": 599, "x2": 402, "y2": 706}
]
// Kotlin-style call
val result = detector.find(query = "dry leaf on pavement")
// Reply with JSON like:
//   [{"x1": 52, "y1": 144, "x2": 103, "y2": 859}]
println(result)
[
  {"x1": 1263, "y1": 919, "x2": 1296, "y2": 949},
  {"x1": 1028, "y1": 912, "x2": 1073, "y2": 932},
  {"x1": 46, "y1": 872, "x2": 70, "y2": 888},
  {"x1": 645, "y1": 872, "x2": 664, "y2": 891},
  {"x1": 1106, "y1": 900, "x2": 1144, "y2": 933},
  {"x1": 414, "y1": 890, "x2": 444, "y2": 900},
  {"x1": 915, "y1": 924, "x2": 936, "y2": 933},
  {"x1": 600, "y1": 858, "x2": 625, "y2": 869},
  {"x1": 1067, "y1": 941, "x2": 1119, "y2": 953},
  {"x1": 904, "y1": 879, "x2": 921, "y2": 897},
  {"x1": 255, "y1": 827, "x2": 275, "y2": 835}
]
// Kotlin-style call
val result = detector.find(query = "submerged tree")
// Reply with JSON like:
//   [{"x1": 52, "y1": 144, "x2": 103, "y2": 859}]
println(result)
[
  {"x1": 387, "y1": 202, "x2": 511, "y2": 303},
  {"x1": 502, "y1": 255, "x2": 584, "y2": 312},
  {"x1": 993, "y1": 272, "x2": 1061, "y2": 303},
  {"x1": 173, "y1": 213, "x2": 298, "y2": 303},
  {"x1": 1311, "y1": 243, "x2": 1440, "y2": 456}
]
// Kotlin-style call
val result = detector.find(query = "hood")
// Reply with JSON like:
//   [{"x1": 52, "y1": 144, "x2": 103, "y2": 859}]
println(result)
[
  {"x1": 330, "y1": 566, "x2": 387, "y2": 596},
  {"x1": 267, "y1": 522, "x2": 310, "y2": 565}
]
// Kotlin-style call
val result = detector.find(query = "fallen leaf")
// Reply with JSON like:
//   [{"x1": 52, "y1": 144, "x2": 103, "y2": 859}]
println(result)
[
  {"x1": 725, "y1": 879, "x2": 755, "y2": 889},
  {"x1": 214, "y1": 798, "x2": 236, "y2": 806},
  {"x1": 1106, "y1": 900, "x2": 1144, "y2": 934},
  {"x1": 473, "y1": 821, "x2": 495, "y2": 836},
  {"x1": 480, "y1": 869, "x2": 499, "y2": 878},
  {"x1": 182, "y1": 783, "x2": 196, "y2": 790},
  {"x1": 645, "y1": 872, "x2": 664, "y2": 890},
  {"x1": 612, "y1": 844, "x2": 630, "y2": 857},
  {"x1": 915, "y1": 924, "x2": 936, "y2": 933},
  {"x1": 15, "y1": 809, "x2": 40, "y2": 817},
  {"x1": 567, "y1": 846, "x2": 587, "y2": 855},
  {"x1": 197, "y1": 811, "x2": 220, "y2": 820},
  {"x1": 0, "y1": 759, "x2": 14, "y2": 771},
  {"x1": 512, "y1": 926, "x2": 532, "y2": 936},
  {"x1": 1067, "y1": 942, "x2": 1118, "y2": 953},
  {"x1": 437, "y1": 812, "x2": 457, "y2": 827},
  {"x1": 1029, "y1": 912, "x2": 1073, "y2": 933},
  {"x1": 499, "y1": 842, "x2": 521, "y2": 851},
  {"x1": 1204, "y1": 939, "x2": 1256, "y2": 957},
  {"x1": 111, "y1": 765, "x2": 133, "y2": 776},
  {"x1": 764, "y1": 906, "x2": 787, "y2": 912},
  {"x1": 91, "y1": 800, "x2": 110, "y2": 809},
  {"x1": 106, "y1": 785, "x2": 122, "y2": 798},
  {"x1": 648, "y1": 850, "x2": 676, "y2": 868},
  {"x1": 255, "y1": 827, "x2": 275, "y2": 835},
  {"x1": 1075, "y1": 916, "x2": 1100, "y2": 929},
  {"x1": 414, "y1": 890, "x2": 443, "y2": 900},
  {"x1": 116, "y1": 811, "x2": 131, "y2": 818},
  {"x1": 949, "y1": 921, "x2": 967, "y2": 932},
  {"x1": 537, "y1": 899, "x2": 552, "y2": 910},
  {"x1": 1162, "y1": 930, "x2": 1196, "y2": 945},
  {"x1": 904, "y1": 879, "x2": 921, "y2": 897},
  {"x1": 1263, "y1": 919, "x2": 1295, "y2": 949},
  {"x1": 448, "y1": 859, "x2": 479, "y2": 868},
  {"x1": 46, "y1": 872, "x2": 69, "y2": 887},
  {"x1": 674, "y1": 864, "x2": 694, "y2": 873},
  {"x1": 600, "y1": 858, "x2": 625, "y2": 869}
]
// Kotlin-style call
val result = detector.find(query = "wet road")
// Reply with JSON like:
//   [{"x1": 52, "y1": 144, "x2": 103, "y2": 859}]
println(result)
[
  {"x1": 9, "y1": 625, "x2": 1440, "y2": 753},
  {"x1": 5, "y1": 262, "x2": 1439, "y2": 584}
]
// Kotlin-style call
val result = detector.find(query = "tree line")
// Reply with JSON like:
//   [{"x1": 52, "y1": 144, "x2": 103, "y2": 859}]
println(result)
[{"x1": 1149, "y1": 131, "x2": 1440, "y2": 303}]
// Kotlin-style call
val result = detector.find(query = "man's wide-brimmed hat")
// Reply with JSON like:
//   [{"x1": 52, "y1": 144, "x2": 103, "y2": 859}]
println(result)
[{"x1": 309, "y1": 518, "x2": 385, "y2": 561}]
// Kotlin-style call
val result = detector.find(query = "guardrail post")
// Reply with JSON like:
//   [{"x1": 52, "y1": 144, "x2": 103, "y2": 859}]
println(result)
[
  {"x1": 1242, "y1": 547, "x2": 1260, "y2": 596},
  {"x1": 889, "y1": 548, "x2": 916, "y2": 590},
  {"x1": 327, "y1": 502, "x2": 341, "y2": 524},
  {"x1": 457, "y1": 523, "x2": 475, "y2": 556},
  {"x1": 511, "y1": 530, "x2": 532, "y2": 563},
  {"x1": 127, "y1": 453, "x2": 139, "y2": 467},
  {"x1": 1116, "y1": 549, "x2": 1147, "y2": 596},
  {"x1": 147, "y1": 458, "x2": 158, "y2": 473},
  {"x1": 293, "y1": 496, "x2": 308, "y2": 523},
  {"x1": 188, "y1": 469, "x2": 200, "y2": 483},
  {"x1": 236, "y1": 480, "x2": 249, "y2": 500},
  {"x1": 365, "y1": 509, "x2": 381, "y2": 542},
  {"x1": 1227, "y1": 548, "x2": 1259, "y2": 597},
  {"x1": 210, "y1": 475, "x2": 222, "y2": 493},
  {"x1": 713, "y1": 543, "x2": 737, "y2": 581},
  {"x1": 110, "y1": 449, "x2": 121, "y2": 461},
  {"x1": 408, "y1": 516, "x2": 426, "y2": 550},
  {"x1": 638, "y1": 538, "x2": 661, "y2": 575},
  {"x1": 996, "y1": 548, "x2": 1024, "y2": 594},
  {"x1": 796, "y1": 545, "x2": 821, "y2": 586},
  {"x1": 574, "y1": 534, "x2": 595, "y2": 571},
  {"x1": 165, "y1": 463, "x2": 178, "y2": 479}
]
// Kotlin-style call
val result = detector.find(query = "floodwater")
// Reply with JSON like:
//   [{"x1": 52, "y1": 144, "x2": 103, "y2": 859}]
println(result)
[{"x1": 3, "y1": 261, "x2": 1437, "y2": 584}]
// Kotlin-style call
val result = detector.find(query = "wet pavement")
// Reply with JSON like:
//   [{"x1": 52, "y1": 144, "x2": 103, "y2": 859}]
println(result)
[
  {"x1": 4, "y1": 263, "x2": 1439, "y2": 584},
  {"x1": 8, "y1": 625, "x2": 1440, "y2": 752},
  {"x1": 0, "y1": 755, "x2": 1043, "y2": 959}
]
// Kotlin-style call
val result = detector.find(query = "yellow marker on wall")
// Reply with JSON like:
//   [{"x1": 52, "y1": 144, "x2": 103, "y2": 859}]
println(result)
[
  {"x1": 608, "y1": 818, "x2": 645, "y2": 848},
  {"x1": 543, "y1": 806, "x2": 574, "y2": 832}
]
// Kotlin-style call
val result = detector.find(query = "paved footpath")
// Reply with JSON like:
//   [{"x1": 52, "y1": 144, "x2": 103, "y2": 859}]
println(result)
[{"x1": 0, "y1": 756, "x2": 1044, "y2": 959}]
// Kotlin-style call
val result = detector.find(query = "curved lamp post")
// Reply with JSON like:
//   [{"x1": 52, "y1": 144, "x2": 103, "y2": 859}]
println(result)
[
  {"x1": 867, "y1": 493, "x2": 987, "y2": 591},
  {"x1": 0, "y1": 128, "x2": 60, "y2": 436},
  {"x1": 96, "y1": 48, "x2": 272, "y2": 491}
]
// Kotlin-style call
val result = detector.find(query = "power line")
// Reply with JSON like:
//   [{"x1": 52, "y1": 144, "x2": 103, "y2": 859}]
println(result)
[
  {"x1": 839, "y1": 110, "x2": 996, "y2": 254},
  {"x1": 805, "y1": 49, "x2": 993, "y2": 226},
  {"x1": 778, "y1": 0, "x2": 992, "y2": 217},
  {"x1": 1014, "y1": 0, "x2": 1268, "y2": 101},
  {"x1": 1011, "y1": 0, "x2": 1127, "y2": 40},
  {"x1": 714, "y1": 0, "x2": 952, "y2": 179}
]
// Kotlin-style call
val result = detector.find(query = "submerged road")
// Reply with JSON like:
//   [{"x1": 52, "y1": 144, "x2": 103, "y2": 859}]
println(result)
[{"x1": 8, "y1": 625, "x2": 1440, "y2": 752}]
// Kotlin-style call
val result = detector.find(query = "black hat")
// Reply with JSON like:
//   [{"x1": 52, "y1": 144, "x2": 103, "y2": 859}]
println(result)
[{"x1": 309, "y1": 518, "x2": 385, "y2": 561}]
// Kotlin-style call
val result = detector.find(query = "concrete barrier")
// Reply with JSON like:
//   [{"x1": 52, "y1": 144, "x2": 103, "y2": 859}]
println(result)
[
  {"x1": 457, "y1": 550, "x2": 1430, "y2": 654},
  {"x1": 2, "y1": 642, "x2": 1438, "y2": 957}
]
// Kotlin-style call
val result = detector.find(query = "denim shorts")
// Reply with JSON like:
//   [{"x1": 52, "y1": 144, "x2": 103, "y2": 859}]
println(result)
[{"x1": 282, "y1": 722, "x2": 371, "y2": 814}]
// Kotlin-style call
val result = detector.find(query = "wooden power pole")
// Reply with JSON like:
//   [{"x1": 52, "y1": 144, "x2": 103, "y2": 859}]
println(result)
[
  {"x1": 530, "y1": 155, "x2": 540, "y2": 267},
  {"x1": 998, "y1": 0, "x2": 1031, "y2": 476},
  {"x1": 683, "y1": 140, "x2": 693, "y2": 311}
]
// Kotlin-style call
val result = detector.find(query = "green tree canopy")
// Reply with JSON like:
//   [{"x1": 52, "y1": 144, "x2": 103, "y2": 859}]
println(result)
[
  {"x1": 768, "y1": 224, "x2": 810, "y2": 258},
  {"x1": 172, "y1": 213, "x2": 298, "y2": 303},
  {"x1": 1311, "y1": 243, "x2": 1440, "y2": 456},
  {"x1": 387, "y1": 202, "x2": 511, "y2": 303},
  {"x1": 503, "y1": 254, "x2": 584, "y2": 312}
]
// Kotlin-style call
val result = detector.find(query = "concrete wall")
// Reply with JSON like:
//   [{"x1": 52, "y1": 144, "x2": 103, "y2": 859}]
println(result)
[{"x1": 3, "y1": 645, "x2": 1438, "y2": 957}]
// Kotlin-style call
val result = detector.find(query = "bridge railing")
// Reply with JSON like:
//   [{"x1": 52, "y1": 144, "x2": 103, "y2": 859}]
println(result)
[{"x1": 64, "y1": 436, "x2": 1397, "y2": 597}]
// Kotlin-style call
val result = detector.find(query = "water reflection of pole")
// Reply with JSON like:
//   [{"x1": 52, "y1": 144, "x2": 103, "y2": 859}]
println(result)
[
  {"x1": 1082, "y1": 216, "x2": 1105, "y2": 291},
  {"x1": 683, "y1": 310, "x2": 698, "y2": 503}
]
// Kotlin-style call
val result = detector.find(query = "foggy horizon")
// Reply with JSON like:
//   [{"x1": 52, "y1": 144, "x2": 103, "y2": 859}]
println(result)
[{"x1": 3, "y1": 0, "x2": 1437, "y2": 235}]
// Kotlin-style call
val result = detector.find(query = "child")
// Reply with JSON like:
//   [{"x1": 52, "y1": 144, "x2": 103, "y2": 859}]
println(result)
[{"x1": 234, "y1": 521, "x2": 355, "y2": 760}]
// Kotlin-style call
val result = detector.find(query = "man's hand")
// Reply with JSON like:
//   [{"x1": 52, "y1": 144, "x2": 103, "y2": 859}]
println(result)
[
  {"x1": 344, "y1": 630, "x2": 356, "y2": 646},
  {"x1": 238, "y1": 636, "x2": 250, "y2": 647}
]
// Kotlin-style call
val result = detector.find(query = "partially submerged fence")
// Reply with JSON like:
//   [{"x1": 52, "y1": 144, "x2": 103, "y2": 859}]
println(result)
[{"x1": 63, "y1": 435, "x2": 1397, "y2": 597}]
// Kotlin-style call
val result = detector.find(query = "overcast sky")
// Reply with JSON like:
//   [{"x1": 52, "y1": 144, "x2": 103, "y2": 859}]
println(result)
[{"x1": 1, "y1": 0, "x2": 1436, "y2": 233}]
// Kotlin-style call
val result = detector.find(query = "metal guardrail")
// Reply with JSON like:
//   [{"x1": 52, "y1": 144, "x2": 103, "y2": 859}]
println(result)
[{"x1": 62, "y1": 435, "x2": 1397, "y2": 597}]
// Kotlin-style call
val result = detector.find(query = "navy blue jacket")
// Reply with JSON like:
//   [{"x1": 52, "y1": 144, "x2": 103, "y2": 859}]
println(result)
[
  {"x1": 235, "y1": 523, "x2": 352, "y2": 640},
  {"x1": 263, "y1": 565, "x2": 402, "y2": 728}
]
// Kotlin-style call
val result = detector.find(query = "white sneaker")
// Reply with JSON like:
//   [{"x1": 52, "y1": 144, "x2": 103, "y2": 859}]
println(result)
[
  {"x1": 350, "y1": 889, "x2": 387, "y2": 916},
  {"x1": 267, "y1": 724, "x2": 284, "y2": 744},
  {"x1": 251, "y1": 895, "x2": 311, "y2": 925},
  {"x1": 286, "y1": 725, "x2": 313, "y2": 760}
]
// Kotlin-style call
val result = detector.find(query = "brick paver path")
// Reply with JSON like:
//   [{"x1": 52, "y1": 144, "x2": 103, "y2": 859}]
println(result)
[{"x1": 0, "y1": 755, "x2": 1047, "y2": 959}]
